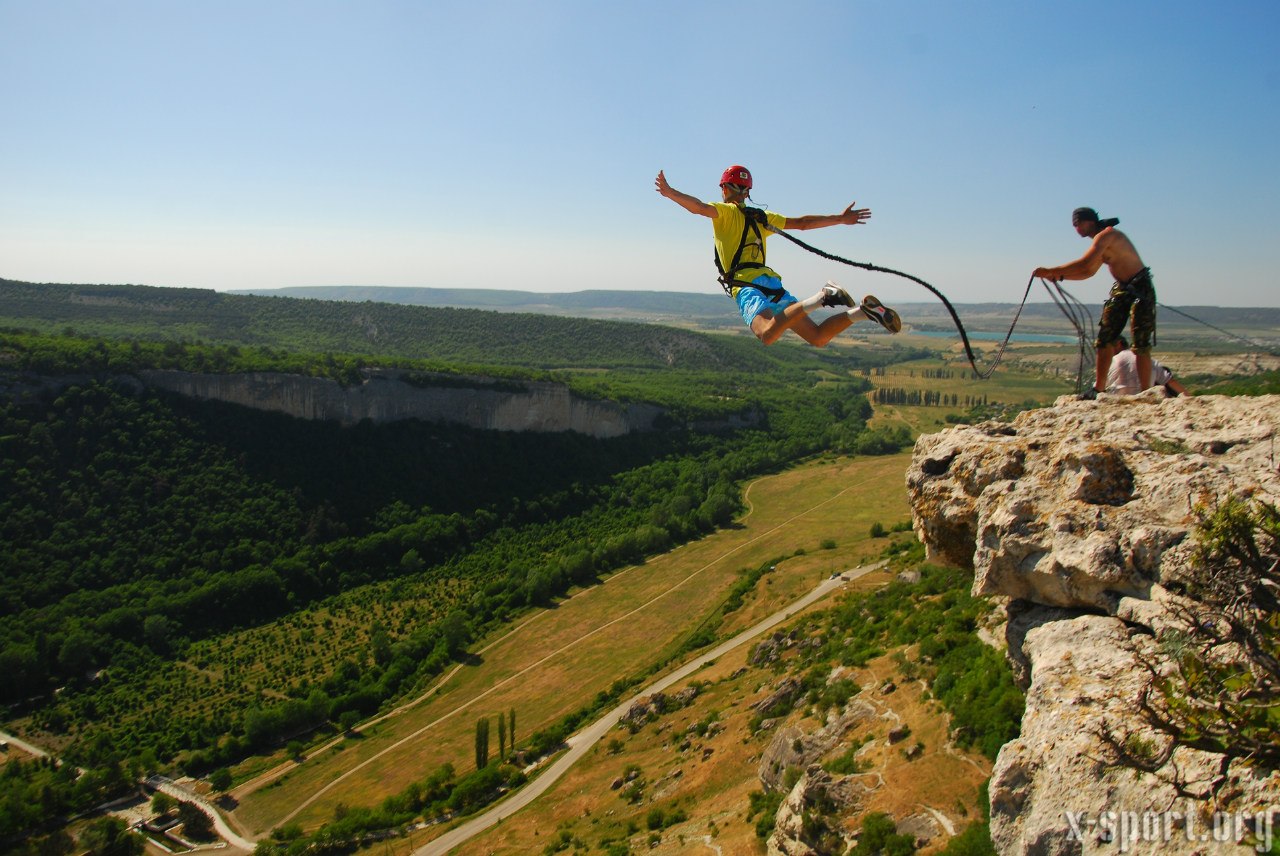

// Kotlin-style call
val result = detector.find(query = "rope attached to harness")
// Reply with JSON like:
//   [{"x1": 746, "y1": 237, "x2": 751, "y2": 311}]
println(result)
[
  {"x1": 762, "y1": 224, "x2": 1030, "y2": 379},
  {"x1": 757, "y1": 225, "x2": 1280, "y2": 385}
]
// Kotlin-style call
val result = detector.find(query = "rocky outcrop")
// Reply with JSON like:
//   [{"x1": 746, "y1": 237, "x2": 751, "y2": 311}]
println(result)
[
  {"x1": 768, "y1": 764, "x2": 871, "y2": 856},
  {"x1": 137, "y1": 368, "x2": 667, "y2": 437},
  {"x1": 759, "y1": 699, "x2": 876, "y2": 792},
  {"x1": 907, "y1": 391, "x2": 1280, "y2": 854}
]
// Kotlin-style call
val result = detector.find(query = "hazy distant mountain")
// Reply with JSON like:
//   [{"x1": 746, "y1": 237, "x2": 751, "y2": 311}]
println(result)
[
  {"x1": 228, "y1": 285, "x2": 1280, "y2": 339},
  {"x1": 227, "y1": 286, "x2": 735, "y2": 324}
]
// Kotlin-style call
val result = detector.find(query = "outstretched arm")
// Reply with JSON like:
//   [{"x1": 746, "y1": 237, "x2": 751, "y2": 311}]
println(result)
[
  {"x1": 783, "y1": 203, "x2": 871, "y2": 231},
  {"x1": 655, "y1": 170, "x2": 716, "y2": 218},
  {"x1": 1034, "y1": 233, "x2": 1111, "y2": 281}
]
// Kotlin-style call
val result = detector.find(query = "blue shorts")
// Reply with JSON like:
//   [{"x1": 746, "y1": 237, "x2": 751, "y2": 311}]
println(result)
[{"x1": 734, "y1": 275, "x2": 797, "y2": 326}]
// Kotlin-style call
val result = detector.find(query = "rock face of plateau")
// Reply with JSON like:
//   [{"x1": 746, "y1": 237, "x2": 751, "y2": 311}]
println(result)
[
  {"x1": 907, "y1": 391, "x2": 1280, "y2": 854},
  {"x1": 137, "y1": 368, "x2": 670, "y2": 437}
]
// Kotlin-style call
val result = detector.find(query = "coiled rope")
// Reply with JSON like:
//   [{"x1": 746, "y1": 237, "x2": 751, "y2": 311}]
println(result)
[{"x1": 1038, "y1": 279, "x2": 1096, "y2": 393}]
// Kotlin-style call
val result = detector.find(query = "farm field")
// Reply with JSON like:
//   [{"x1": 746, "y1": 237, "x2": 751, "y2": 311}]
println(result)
[
  {"x1": 230, "y1": 452, "x2": 915, "y2": 840},
  {"x1": 860, "y1": 337, "x2": 1075, "y2": 435},
  {"x1": 7, "y1": 282, "x2": 1276, "y2": 854}
]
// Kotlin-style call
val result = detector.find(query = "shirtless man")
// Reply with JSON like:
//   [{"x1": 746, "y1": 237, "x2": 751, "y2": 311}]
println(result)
[{"x1": 1034, "y1": 207, "x2": 1155, "y2": 397}]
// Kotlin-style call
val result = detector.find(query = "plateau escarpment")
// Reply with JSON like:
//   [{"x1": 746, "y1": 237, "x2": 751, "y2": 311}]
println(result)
[
  {"x1": 907, "y1": 391, "x2": 1280, "y2": 854},
  {"x1": 137, "y1": 368, "x2": 676, "y2": 437}
]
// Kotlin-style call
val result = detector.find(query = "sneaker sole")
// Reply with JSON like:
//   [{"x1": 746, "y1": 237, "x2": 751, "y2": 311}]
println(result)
[
  {"x1": 860, "y1": 295, "x2": 902, "y2": 334},
  {"x1": 822, "y1": 281, "x2": 854, "y2": 308}
]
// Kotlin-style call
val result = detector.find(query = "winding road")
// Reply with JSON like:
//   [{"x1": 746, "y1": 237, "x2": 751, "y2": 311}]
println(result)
[
  {"x1": 415, "y1": 561, "x2": 884, "y2": 855},
  {"x1": 147, "y1": 775, "x2": 257, "y2": 852},
  {"x1": 0, "y1": 730, "x2": 52, "y2": 761}
]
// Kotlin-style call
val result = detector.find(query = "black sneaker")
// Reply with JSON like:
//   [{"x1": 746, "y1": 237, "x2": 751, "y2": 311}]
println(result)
[
  {"x1": 1078, "y1": 387, "x2": 1100, "y2": 401},
  {"x1": 820, "y1": 281, "x2": 855, "y2": 308},
  {"x1": 860, "y1": 295, "x2": 902, "y2": 334}
]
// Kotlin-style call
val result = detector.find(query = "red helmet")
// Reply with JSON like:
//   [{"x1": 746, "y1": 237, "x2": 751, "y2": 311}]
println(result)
[{"x1": 720, "y1": 164, "x2": 752, "y2": 189}]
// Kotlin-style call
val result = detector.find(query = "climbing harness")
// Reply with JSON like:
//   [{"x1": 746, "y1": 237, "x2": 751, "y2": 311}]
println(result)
[{"x1": 714, "y1": 207, "x2": 787, "y2": 302}]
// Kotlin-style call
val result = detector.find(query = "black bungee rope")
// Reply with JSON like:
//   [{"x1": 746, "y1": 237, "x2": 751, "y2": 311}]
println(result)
[
  {"x1": 764, "y1": 224, "x2": 1033, "y2": 379},
  {"x1": 767, "y1": 225, "x2": 1280, "y2": 386}
]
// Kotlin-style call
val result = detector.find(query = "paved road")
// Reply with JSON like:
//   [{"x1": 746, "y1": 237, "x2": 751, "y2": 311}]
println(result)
[
  {"x1": 148, "y1": 776, "x2": 257, "y2": 853},
  {"x1": 415, "y1": 562, "x2": 883, "y2": 855},
  {"x1": 0, "y1": 730, "x2": 254, "y2": 851}
]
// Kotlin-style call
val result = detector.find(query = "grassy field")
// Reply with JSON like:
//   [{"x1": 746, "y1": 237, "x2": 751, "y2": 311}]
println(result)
[
  {"x1": 227, "y1": 349, "x2": 1078, "y2": 850},
  {"x1": 228, "y1": 452, "x2": 916, "y2": 840},
  {"x1": 458, "y1": 634, "x2": 990, "y2": 856},
  {"x1": 863, "y1": 336, "x2": 1076, "y2": 435}
]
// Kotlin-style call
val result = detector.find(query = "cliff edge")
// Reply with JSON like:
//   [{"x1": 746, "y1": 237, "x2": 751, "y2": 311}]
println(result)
[
  {"x1": 907, "y1": 391, "x2": 1280, "y2": 855},
  {"x1": 137, "y1": 368, "x2": 670, "y2": 437}
]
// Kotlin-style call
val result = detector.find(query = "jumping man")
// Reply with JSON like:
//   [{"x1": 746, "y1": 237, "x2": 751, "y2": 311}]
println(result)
[
  {"x1": 655, "y1": 165, "x2": 900, "y2": 346},
  {"x1": 1033, "y1": 207, "x2": 1156, "y2": 396}
]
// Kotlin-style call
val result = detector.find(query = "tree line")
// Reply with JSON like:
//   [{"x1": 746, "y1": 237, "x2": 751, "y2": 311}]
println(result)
[{"x1": 872, "y1": 388, "x2": 989, "y2": 407}]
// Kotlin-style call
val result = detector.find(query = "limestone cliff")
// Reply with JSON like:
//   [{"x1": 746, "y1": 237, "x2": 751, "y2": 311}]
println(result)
[
  {"x1": 137, "y1": 368, "x2": 671, "y2": 438},
  {"x1": 907, "y1": 390, "x2": 1280, "y2": 855}
]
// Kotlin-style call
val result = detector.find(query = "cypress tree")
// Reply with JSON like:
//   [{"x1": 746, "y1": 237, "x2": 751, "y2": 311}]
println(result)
[{"x1": 474, "y1": 717, "x2": 490, "y2": 770}]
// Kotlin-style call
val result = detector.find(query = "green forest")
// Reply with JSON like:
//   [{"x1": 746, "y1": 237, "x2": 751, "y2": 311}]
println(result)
[
  {"x1": 0, "y1": 281, "x2": 927, "y2": 845},
  {"x1": 0, "y1": 278, "x2": 913, "y2": 374}
]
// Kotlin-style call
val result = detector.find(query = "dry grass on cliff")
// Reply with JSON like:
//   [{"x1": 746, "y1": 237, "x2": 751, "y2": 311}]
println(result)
[{"x1": 457, "y1": 572, "x2": 992, "y2": 856}]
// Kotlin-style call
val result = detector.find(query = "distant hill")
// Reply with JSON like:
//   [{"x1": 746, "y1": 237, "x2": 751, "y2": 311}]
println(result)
[
  {"x1": 228, "y1": 284, "x2": 1280, "y2": 344},
  {"x1": 229, "y1": 285, "x2": 732, "y2": 323},
  {"x1": 7, "y1": 279, "x2": 1276, "y2": 357},
  {"x1": 0, "y1": 278, "x2": 777, "y2": 371}
]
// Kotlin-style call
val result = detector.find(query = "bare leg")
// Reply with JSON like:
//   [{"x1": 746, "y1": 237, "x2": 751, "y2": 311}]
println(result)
[
  {"x1": 786, "y1": 312, "x2": 854, "y2": 347},
  {"x1": 752, "y1": 303, "x2": 865, "y2": 347},
  {"x1": 750, "y1": 303, "x2": 814, "y2": 345},
  {"x1": 1095, "y1": 342, "x2": 1117, "y2": 392},
  {"x1": 750, "y1": 283, "x2": 877, "y2": 346}
]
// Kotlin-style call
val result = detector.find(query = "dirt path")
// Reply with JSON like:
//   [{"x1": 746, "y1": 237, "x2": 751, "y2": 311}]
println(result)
[
  {"x1": 148, "y1": 775, "x2": 257, "y2": 853},
  {"x1": 414, "y1": 562, "x2": 886, "y2": 855},
  {"x1": 0, "y1": 729, "x2": 53, "y2": 761},
  {"x1": 266, "y1": 475, "x2": 871, "y2": 831}
]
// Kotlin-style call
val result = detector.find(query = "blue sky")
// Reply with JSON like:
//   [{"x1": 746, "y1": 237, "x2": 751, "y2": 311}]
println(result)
[{"x1": 2, "y1": 0, "x2": 1277, "y2": 306}]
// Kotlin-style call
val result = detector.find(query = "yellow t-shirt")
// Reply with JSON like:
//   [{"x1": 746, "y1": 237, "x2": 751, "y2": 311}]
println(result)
[{"x1": 711, "y1": 202, "x2": 787, "y2": 283}]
